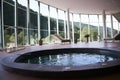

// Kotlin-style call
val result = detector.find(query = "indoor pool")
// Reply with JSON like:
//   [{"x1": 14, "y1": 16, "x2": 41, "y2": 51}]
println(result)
[
  {"x1": 2, "y1": 48, "x2": 120, "y2": 78},
  {"x1": 15, "y1": 52, "x2": 119, "y2": 66}
]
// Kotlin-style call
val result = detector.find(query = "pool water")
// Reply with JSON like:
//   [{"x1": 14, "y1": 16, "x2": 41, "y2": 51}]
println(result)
[{"x1": 16, "y1": 52, "x2": 119, "y2": 66}]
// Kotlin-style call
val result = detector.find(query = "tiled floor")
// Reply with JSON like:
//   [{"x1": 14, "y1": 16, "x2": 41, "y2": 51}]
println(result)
[{"x1": 0, "y1": 41, "x2": 120, "y2": 80}]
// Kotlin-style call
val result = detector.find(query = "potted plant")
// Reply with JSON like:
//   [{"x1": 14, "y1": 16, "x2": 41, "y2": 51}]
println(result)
[
  {"x1": 84, "y1": 34, "x2": 90, "y2": 43},
  {"x1": 39, "y1": 39, "x2": 43, "y2": 45}
]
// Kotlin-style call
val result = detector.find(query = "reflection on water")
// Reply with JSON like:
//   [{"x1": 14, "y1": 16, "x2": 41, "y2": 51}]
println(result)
[{"x1": 24, "y1": 53, "x2": 118, "y2": 66}]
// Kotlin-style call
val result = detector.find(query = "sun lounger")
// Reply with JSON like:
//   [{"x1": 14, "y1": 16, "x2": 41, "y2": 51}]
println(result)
[
  {"x1": 53, "y1": 35, "x2": 71, "y2": 44},
  {"x1": 104, "y1": 33, "x2": 120, "y2": 42}
]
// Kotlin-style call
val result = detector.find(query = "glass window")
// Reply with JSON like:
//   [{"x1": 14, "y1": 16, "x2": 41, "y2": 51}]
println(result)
[
  {"x1": 69, "y1": 13, "x2": 73, "y2": 42},
  {"x1": 4, "y1": 0, "x2": 15, "y2": 5},
  {"x1": 17, "y1": 0, "x2": 27, "y2": 28},
  {"x1": 73, "y1": 14, "x2": 80, "y2": 42},
  {"x1": 29, "y1": 0, "x2": 38, "y2": 45},
  {"x1": 119, "y1": 23, "x2": 120, "y2": 32},
  {"x1": 89, "y1": 15, "x2": 98, "y2": 41},
  {"x1": 29, "y1": 29, "x2": 38, "y2": 45},
  {"x1": 98, "y1": 15, "x2": 103, "y2": 40},
  {"x1": 40, "y1": 3, "x2": 49, "y2": 44},
  {"x1": 81, "y1": 14, "x2": 89, "y2": 42},
  {"x1": 106, "y1": 15, "x2": 112, "y2": 38},
  {"x1": 50, "y1": 6, "x2": 57, "y2": 35},
  {"x1": 17, "y1": 0, "x2": 27, "y2": 46},
  {"x1": 3, "y1": 0, "x2": 14, "y2": 26},
  {"x1": 112, "y1": 16, "x2": 119, "y2": 36},
  {"x1": 3, "y1": 0, "x2": 15, "y2": 47},
  {"x1": 0, "y1": 1, "x2": 2, "y2": 48},
  {"x1": 30, "y1": 0, "x2": 38, "y2": 29},
  {"x1": 17, "y1": 27, "x2": 26, "y2": 46},
  {"x1": 58, "y1": 9, "x2": 65, "y2": 38}
]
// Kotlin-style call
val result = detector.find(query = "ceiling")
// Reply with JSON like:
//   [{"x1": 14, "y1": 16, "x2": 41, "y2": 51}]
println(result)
[{"x1": 38, "y1": 0, "x2": 120, "y2": 14}]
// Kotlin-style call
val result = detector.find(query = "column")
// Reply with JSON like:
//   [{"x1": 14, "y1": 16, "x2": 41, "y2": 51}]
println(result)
[
  {"x1": 79, "y1": 14, "x2": 82, "y2": 42},
  {"x1": 88, "y1": 14, "x2": 90, "y2": 41},
  {"x1": 102, "y1": 10, "x2": 107, "y2": 39},
  {"x1": 71, "y1": 13, "x2": 74, "y2": 43},
  {"x1": 27, "y1": 0, "x2": 30, "y2": 45},
  {"x1": 88, "y1": 15, "x2": 90, "y2": 34},
  {"x1": 117, "y1": 22, "x2": 119, "y2": 34},
  {"x1": 14, "y1": 0, "x2": 17, "y2": 47},
  {"x1": 56, "y1": 8, "x2": 59, "y2": 35},
  {"x1": 66, "y1": 9, "x2": 70, "y2": 39},
  {"x1": 38, "y1": 2, "x2": 40, "y2": 40},
  {"x1": 1, "y1": 0, "x2": 4, "y2": 48},
  {"x1": 97, "y1": 15, "x2": 100, "y2": 41},
  {"x1": 64, "y1": 11, "x2": 67, "y2": 39},
  {"x1": 118, "y1": 22, "x2": 120, "y2": 33},
  {"x1": 48, "y1": 5, "x2": 50, "y2": 36},
  {"x1": 0, "y1": 0, "x2": 2, "y2": 48},
  {"x1": 110, "y1": 15, "x2": 113, "y2": 38}
]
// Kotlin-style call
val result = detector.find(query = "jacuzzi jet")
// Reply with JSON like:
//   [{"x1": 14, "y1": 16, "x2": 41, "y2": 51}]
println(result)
[
  {"x1": 101, "y1": 63, "x2": 107, "y2": 66},
  {"x1": 64, "y1": 67, "x2": 71, "y2": 70}
]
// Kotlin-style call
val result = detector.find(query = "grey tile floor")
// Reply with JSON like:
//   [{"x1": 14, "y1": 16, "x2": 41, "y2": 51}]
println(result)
[{"x1": 0, "y1": 42, "x2": 120, "y2": 80}]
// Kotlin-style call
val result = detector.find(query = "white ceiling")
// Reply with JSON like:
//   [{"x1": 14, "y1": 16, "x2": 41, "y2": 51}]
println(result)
[{"x1": 38, "y1": 0, "x2": 120, "y2": 14}]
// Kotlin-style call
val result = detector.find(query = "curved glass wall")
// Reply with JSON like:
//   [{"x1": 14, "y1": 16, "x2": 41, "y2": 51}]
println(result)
[{"x1": 1, "y1": 0, "x2": 120, "y2": 48}]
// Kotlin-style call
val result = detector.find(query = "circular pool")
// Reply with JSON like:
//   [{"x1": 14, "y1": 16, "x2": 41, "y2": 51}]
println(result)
[{"x1": 1, "y1": 48, "x2": 120, "y2": 78}]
